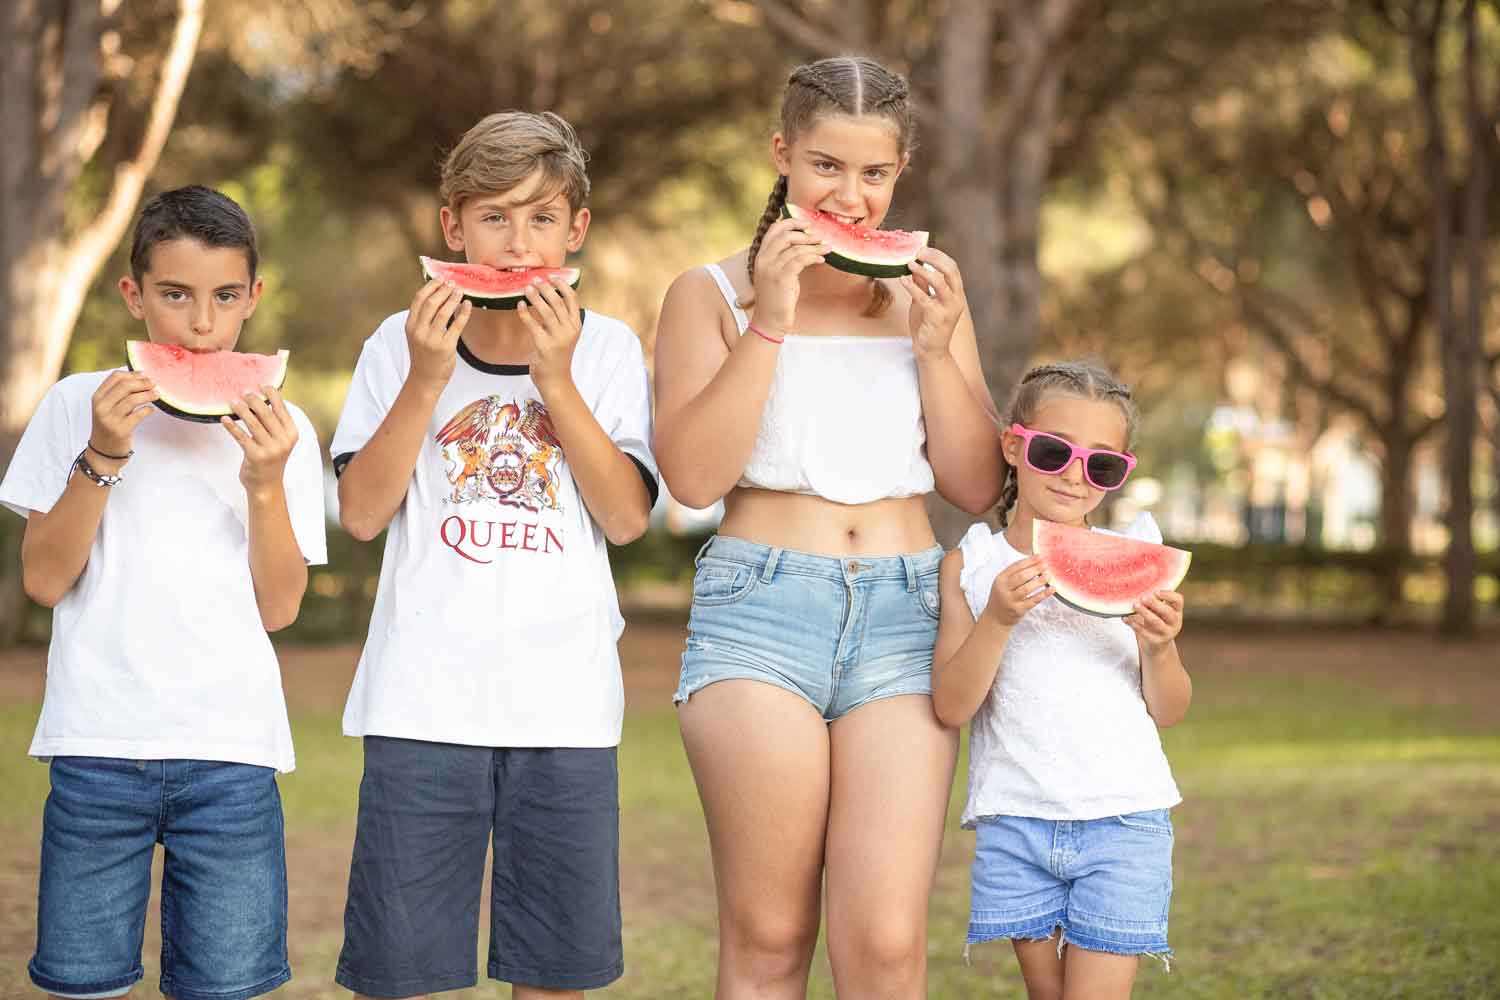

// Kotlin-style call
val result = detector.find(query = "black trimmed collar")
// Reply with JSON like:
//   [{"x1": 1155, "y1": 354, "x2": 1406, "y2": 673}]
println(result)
[
  {"x1": 457, "y1": 337, "x2": 528, "y2": 375},
  {"x1": 455, "y1": 308, "x2": 587, "y2": 376}
]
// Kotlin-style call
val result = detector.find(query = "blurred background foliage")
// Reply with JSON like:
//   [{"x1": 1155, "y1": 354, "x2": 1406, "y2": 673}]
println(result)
[{"x1": 3, "y1": 0, "x2": 1499, "y2": 640}]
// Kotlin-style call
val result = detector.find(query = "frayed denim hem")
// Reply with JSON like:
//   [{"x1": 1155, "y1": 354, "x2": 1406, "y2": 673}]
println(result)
[
  {"x1": 964, "y1": 912, "x2": 1065, "y2": 964},
  {"x1": 962, "y1": 919, "x2": 1172, "y2": 973}
]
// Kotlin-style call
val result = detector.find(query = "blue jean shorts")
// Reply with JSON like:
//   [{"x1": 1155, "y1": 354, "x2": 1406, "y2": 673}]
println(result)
[
  {"x1": 29, "y1": 757, "x2": 290, "y2": 1000},
  {"x1": 674, "y1": 535, "x2": 943, "y2": 720},
  {"x1": 968, "y1": 809, "x2": 1175, "y2": 961},
  {"x1": 336, "y1": 736, "x2": 623, "y2": 997}
]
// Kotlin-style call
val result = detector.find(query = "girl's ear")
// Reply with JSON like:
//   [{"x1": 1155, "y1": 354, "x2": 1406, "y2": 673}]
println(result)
[
  {"x1": 1001, "y1": 428, "x2": 1023, "y2": 467},
  {"x1": 770, "y1": 131, "x2": 792, "y2": 176}
]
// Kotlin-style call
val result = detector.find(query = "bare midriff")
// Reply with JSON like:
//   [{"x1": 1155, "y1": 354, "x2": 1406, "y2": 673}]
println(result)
[{"x1": 717, "y1": 487, "x2": 937, "y2": 557}]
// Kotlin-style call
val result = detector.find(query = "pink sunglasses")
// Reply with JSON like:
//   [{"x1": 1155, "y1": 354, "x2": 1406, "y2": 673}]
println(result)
[{"x1": 1009, "y1": 423, "x2": 1137, "y2": 492}]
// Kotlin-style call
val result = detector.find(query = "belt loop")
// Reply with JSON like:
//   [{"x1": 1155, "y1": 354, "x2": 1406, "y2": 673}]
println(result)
[
  {"x1": 903, "y1": 553, "x2": 919, "y2": 592},
  {"x1": 760, "y1": 547, "x2": 782, "y2": 583},
  {"x1": 693, "y1": 535, "x2": 715, "y2": 568}
]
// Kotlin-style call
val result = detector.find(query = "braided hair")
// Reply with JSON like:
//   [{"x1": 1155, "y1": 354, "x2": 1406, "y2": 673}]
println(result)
[
  {"x1": 742, "y1": 56, "x2": 916, "y2": 319},
  {"x1": 997, "y1": 362, "x2": 1138, "y2": 527}
]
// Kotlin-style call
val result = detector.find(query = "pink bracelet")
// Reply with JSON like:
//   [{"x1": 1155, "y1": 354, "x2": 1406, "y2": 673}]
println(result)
[{"x1": 747, "y1": 322, "x2": 785, "y2": 344}]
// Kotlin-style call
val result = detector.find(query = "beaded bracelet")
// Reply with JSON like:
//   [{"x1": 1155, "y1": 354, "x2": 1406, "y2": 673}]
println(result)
[
  {"x1": 72, "y1": 449, "x2": 122, "y2": 487},
  {"x1": 747, "y1": 322, "x2": 785, "y2": 345}
]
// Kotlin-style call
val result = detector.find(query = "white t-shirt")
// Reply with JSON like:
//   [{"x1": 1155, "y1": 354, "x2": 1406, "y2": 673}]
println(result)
[
  {"x1": 0, "y1": 371, "x2": 328, "y2": 773},
  {"x1": 329, "y1": 310, "x2": 658, "y2": 749},
  {"x1": 955, "y1": 513, "x2": 1183, "y2": 825}
]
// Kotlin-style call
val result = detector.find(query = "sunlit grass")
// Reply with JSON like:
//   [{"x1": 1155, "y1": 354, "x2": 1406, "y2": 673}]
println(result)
[{"x1": 0, "y1": 655, "x2": 1495, "y2": 998}]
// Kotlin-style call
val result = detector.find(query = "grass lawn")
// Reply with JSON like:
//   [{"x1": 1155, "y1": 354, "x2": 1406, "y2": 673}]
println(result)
[{"x1": 0, "y1": 627, "x2": 1496, "y2": 999}]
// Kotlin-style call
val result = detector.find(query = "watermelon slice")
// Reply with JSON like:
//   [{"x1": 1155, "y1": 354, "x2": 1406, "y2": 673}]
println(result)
[
  {"x1": 125, "y1": 340, "x2": 289, "y2": 424},
  {"x1": 782, "y1": 203, "x2": 928, "y2": 278},
  {"x1": 419, "y1": 256, "x2": 581, "y2": 310},
  {"x1": 1033, "y1": 520, "x2": 1191, "y2": 618}
]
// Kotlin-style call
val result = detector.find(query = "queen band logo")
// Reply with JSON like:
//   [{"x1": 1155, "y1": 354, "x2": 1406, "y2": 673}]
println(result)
[{"x1": 435, "y1": 395, "x2": 564, "y2": 513}]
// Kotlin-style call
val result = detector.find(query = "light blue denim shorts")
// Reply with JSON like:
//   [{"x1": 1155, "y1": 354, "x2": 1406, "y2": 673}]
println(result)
[
  {"x1": 968, "y1": 809, "x2": 1175, "y2": 962},
  {"x1": 674, "y1": 535, "x2": 943, "y2": 721}
]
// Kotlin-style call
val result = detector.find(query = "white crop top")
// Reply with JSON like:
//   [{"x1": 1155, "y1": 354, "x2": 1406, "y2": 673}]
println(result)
[{"x1": 703, "y1": 263, "x2": 935, "y2": 505}]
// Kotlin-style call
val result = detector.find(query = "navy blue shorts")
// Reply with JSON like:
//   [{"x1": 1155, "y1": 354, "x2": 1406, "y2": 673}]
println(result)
[
  {"x1": 335, "y1": 736, "x2": 623, "y2": 996},
  {"x1": 30, "y1": 757, "x2": 290, "y2": 1000}
]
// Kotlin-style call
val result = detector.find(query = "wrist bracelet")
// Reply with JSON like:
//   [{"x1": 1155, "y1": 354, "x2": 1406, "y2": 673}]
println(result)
[
  {"x1": 747, "y1": 322, "x2": 785, "y2": 345},
  {"x1": 87, "y1": 441, "x2": 133, "y2": 461},
  {"x1": 73, "y1": 449, "x2": 122, "y2": 487}
]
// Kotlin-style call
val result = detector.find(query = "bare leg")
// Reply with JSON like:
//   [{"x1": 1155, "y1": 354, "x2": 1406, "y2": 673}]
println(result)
[
  {"x1": 514, "y1": 986, "x2": 583, "y2": 1000},
  {"x1": 824, "y1": 695, "x2": 958, "y2": 1000},
  {"x1": 1012, "y1": 933, "x2": 1065, "y2": 1000},
  {"x1": 1062, "y1": 946, "x2": 1138, "y2": 1000},
  {"x1": 679, "y1": 680, "x2": 832, "y2": 1000}
]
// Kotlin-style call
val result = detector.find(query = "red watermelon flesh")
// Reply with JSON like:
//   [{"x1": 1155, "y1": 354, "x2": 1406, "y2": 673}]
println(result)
[
  {"x1": 1033, "y1": 520, "x2": 1191, "y2": 618},
  {"x1": 419, "y1": 256, "x2": 581, "y2": 310},
  {"x1": 782, "y1": 203, "x2": 928, "y2": 278},
  {"x1": 125, "y1": 340, "x2": 289, "y2": 424}
]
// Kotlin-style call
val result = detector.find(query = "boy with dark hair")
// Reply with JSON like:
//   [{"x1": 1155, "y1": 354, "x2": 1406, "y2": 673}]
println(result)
[{"x1": 1, "y1": 184, "x2": 326, "y2": 1000}]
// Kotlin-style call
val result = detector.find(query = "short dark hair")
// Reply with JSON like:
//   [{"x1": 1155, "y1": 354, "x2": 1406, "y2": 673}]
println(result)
[{"x1": 129, "y1": 185, "x2": 258, "y2": 284}]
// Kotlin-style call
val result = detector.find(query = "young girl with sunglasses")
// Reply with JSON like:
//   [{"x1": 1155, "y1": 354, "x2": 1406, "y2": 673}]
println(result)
[{"x1": 932, "y1": 362, "x2": 1191, "y2": 1000}]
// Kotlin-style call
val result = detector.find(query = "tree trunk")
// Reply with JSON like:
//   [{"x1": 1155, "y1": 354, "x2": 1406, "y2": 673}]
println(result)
[
  {"x1": 927, "y1": 0, "x2": 1002, "y2": 543},
  {"x1": 925, "y1": 0, "x2": 1082, "y2": 545},
  {"x1": 0, "y1": 0, "x2": 204, "y2": 642},
  {"x1": 1378, "y1": 429, "x2": 1415, "y2": 619}
]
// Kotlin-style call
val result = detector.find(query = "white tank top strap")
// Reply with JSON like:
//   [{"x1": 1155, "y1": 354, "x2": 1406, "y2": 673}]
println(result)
[{"x1": 702, "y1": 262, "x2": 750, "y2": 334}]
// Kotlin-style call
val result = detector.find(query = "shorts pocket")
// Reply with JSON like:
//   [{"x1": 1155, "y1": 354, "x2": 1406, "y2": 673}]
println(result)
[
  {"x1": 691, "y1": 560, "x2": 758, "y2": 607},
  {"x1": 1116, "y1": 808, "x2": 1173, "y2": 836},
  {"x1": 917, "y1": 579, "x2": 941, "y2": 621}
]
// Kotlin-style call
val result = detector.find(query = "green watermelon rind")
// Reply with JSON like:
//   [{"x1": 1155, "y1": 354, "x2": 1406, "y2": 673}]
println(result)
[
  {"x1": 781, "y1": 204, "x2": 928, "y2": 279},
  {"x1": 1033, "y1": 519, "x2": 1192, "y2": 619},
  {"x1": 126, "y1": 340, "x2": 289, "y2": 424},
  {"x1": 420, "y1": 256, "x2": 581, "y2": 311}
]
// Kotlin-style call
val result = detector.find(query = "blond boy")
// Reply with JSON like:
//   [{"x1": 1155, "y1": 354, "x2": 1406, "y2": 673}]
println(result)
[{"x1": 329, "y1": 112, "x2": 656, "y2": 999}]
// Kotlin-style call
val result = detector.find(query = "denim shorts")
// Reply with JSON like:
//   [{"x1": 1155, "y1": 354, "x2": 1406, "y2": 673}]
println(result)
[
  {"x1": 29, "y1": 757, "x2": 290, "y2": 1000},
  {"x1": 967, "y1": 809, "x2": 1175, "y2": 962},
  {"x1": 336, "y1": 736, "x2": 623, "y2": 996},
  {"x1": 674, "y1": 535, "x2": 943, "y2": 720}
]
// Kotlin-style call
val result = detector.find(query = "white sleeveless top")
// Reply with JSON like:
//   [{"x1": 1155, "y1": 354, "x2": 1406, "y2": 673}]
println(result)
[
  {"x1": 955, "y1": 512, "x2": 1183, "y2": 825},
  {"x1": 703, "y1": 263, "x2": 935, "y2": 505}
]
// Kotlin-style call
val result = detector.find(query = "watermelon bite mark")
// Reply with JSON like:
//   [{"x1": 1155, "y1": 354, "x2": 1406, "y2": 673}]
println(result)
[
  {"x1": 420, "y1": 256, "x2": 581, "y2": 310},
  {"x1": 781, "y1": 204, "x2": 928, "y2": 278},
  {"x1": 125, "y1": 340, "x2": 289, "y2": 423}
]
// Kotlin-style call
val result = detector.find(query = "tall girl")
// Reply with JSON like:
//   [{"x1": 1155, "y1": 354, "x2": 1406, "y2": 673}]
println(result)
[{"x1": 653, "y1": 57, "x2": 1005, "y2": 998}]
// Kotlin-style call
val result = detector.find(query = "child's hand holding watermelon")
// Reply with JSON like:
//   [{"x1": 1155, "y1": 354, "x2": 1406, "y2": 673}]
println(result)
[
  {"x1": 984, "y1": 554, "x2": 1053, "y2": 627},
  {"x1": 88, "y1": 370, "x2": 158, "y2": 466},
  {"x1": 517, "y1": 271, "x2": 583, "y2": 392},
  {"x1": 222, "y1": 385, "x2": 300, "y2": 497},
  {"x1": 1126, "y1": 590, "x2": 1186, "y2": 652},
  {"x1": 902, "y1": 247, "x2": 968, "y2": 361},
  {"x1": 405, "y1": 278, "x2": 472, "y2": 388}
]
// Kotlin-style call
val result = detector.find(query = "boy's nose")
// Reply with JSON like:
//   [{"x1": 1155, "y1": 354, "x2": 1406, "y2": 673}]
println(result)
[{"x1": 192, "y1": 304, "x2": 214, "y2": 333}]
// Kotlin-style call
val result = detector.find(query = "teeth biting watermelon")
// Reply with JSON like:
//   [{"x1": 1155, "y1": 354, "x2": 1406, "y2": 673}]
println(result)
[
  {"x1": 419, "y1": 256, "x2": 581, "y2": 310},
  {"x1": 1033, "y1": 520, "x2": 1191, "y2": 618},
  {"x1": 781, "y1": 203, "x2": 928, "y2": 278},
  {"x1": 125, "y1": 340, "x2": 289, "y2": 424}
]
